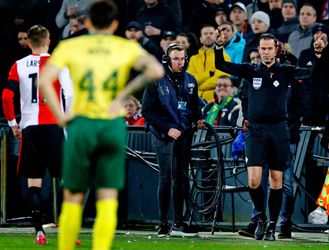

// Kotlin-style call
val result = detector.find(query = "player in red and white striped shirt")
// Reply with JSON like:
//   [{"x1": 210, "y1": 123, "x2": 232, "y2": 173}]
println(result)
[{"x1": 2, "y1": 25, "x2": 72, "y2": 245}]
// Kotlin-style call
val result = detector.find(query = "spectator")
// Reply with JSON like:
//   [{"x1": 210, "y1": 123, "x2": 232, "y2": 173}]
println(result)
[
  {"x1": 124, "y1": 95, "x2": 145, "y2": 126},
  {"x1": 288, "y1": 3, "x2": 317, "y2": 59},
  {"x1": 246, "y1": 0, "x2": 270, "y2": 24},
  {"x1": 230, "y1": 2, "x2": 251, "y2": 36},
  {"x1": 296, "y1": 22, "x2": 329, "y2": 222},
  {"x1": 142, "y1": 44, "x2": 204, "y2": 237},
  {"x1": 219, "y1": 21, "x2": 246, "y2": 64},
  {"x1": 160, "y1": 30, "x2": 176, "y2": 54},
  {"x1": 298, "y1": 23, "x2": 329, "y2": 127},
  {"x1": 176, "y1": 32, "x2": 199, "y2": 57},
  {"x1": 67, "y1": 12, "x2": 88, "y2": 39},
  {"x1": 15, "y1": 29, "x2": 31, "y2": 60},
  {"x1": 268, "y1": 0, "x2": 283, "y2": 29},
  {"x1": 125, "y1": 21, "x2": 161, "y2": 60},
  {"x1": 203, "y1": 75, "x2": 243, "y2": 127},
  {"x1": 55, "y1": 0, "x2": 90, "y2": 39},
  {"x1": 276, "y1": 0, "x2": 299, "y2": 43},
  {"x1": 132, "y1": 0, "x2": 180, "y2": 45},
  {"x1": 183, "y1": 0, "x2": 221, "y2": 37},
  {"x1": 214, "y1": 4, "x2": 229, "y2": 27},
  {"x1": 243, "y1": 11, "x2": 272, "y2": 62},
  {"x1": 187, "y1": 24, "x2": 230, "y2": 102}
]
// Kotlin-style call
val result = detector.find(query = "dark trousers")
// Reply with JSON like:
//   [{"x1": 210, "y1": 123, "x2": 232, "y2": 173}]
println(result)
[{"x1": 152, "y1": 131, "x2": 192, "y2": 224}]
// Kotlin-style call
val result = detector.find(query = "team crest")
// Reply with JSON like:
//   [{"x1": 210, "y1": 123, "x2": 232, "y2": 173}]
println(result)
[
  {"x1": 252, "y1": 78, "x2": 262, "y2": 90},
  {"x1": 187, "y1": 82, "x2": 195, "y2": 94}
]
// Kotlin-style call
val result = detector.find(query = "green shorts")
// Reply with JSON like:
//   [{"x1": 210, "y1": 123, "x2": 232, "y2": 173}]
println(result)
[{"x1": 62, "y1": 116, "x2": 126, "y2": 192}]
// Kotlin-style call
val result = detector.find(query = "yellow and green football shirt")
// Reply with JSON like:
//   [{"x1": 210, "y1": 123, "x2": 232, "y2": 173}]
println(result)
[{"x1": 48, "y1": 34, "x2": 147, "y2": 119}]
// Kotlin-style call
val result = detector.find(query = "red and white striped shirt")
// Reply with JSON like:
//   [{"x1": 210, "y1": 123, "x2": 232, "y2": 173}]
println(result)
[{"x1": 2, "y1": 53, "x2": 72, "y2": 129}]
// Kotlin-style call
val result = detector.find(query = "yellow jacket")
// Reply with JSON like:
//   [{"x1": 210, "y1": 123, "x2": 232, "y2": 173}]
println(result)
[{"x1": 187, "y1": 47, "x2": 230, "y2": 102}]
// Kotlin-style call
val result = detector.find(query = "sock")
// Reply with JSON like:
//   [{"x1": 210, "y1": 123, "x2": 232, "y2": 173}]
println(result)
[
  {"x1": 58, "y1": 202, "x2": 82, "y2": 250},
  {"x1": 268, "y1": 188, "x2": 283, "y2": 228},
  {"x1": 28, "y1": 187, "x2": 43, "y2": 234},
  {"x1": 248, "y1": 185, "x2": 266, "y2": 220},
  {"x1": 92, "y1": 199, "x2": 118, "y2": 250}
]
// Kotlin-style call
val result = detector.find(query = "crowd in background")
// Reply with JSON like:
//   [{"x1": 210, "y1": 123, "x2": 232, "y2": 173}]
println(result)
[{"x1": 0, "y1": 0, "x2": 328, "y2": 127}]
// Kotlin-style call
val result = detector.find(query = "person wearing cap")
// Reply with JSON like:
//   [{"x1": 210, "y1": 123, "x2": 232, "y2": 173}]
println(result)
[
  {"x1": 229, "y1": 2, "x2": 251, "y2": 37},
  {"x1": 215, "y1": 5, "x2": 228, "y2": 27},
  {"x1": 242, "y1": 11, "x2": 272, "y2": 62},
  {"x1": 125, "y1": 21, "x2": 161, "y2": 62},
  {"x1": 160, "y1": 31, "x2": 176, "y2": 54},
  {"x1": 215, "y1": 31, "x2": 328, "y2": 241},
  {"x1": 288, "y1": 3, "x2": 318, "y2": 59},
  {"x1": 276, "y1": 0, "x2": 299, "y2": 43},
  {"x1": 187, "y1": 24, "x2": 231, "y2": 102}
]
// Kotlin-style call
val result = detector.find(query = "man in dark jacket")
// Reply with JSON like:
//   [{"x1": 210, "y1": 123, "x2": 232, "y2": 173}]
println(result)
[
  {"x1": 142, "y1": 44, "x2": 204, "y2": 237},
  {"x1": 132, "y1": 0, "x2": 180, "y2": 45}
]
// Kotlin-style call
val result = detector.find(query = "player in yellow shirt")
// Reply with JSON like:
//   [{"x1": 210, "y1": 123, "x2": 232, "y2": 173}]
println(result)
[{"x1": 39, "y1": 1, "x2": 164, "y2": 250}]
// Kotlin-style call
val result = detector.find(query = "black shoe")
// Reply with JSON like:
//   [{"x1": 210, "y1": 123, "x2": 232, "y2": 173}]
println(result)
[
  {"x1": 170, "y1": 222, "x2": 198, "y2": 237},
  {"x1": 264, "y1": 229, "x2": 276, "y2": 241},
  {"x1": 238, "y1": 221, "x2": 257, "y2": 238},
  {"x1": 254, "y1": 219, "x2": 267, "y2": 240},
  {"x1": 278, "y1": 223, "x2": 291, "y2": 239},
  {"x1": 157, "y1": 223, "x2": 170, "y2": 237}
]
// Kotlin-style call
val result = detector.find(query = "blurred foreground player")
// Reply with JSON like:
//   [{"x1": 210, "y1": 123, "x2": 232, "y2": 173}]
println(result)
[{"x1": 39, "y1": 1, "x2": 164, "y2": 249}]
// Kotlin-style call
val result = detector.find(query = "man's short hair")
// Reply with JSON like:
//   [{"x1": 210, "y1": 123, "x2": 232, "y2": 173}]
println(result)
[
  {"x1": 27, "y1": 25, "x2": 49, "y2": 48},
  {"x1": 258, "y1": 33, "x2": 277, "y2": 46},
  {"x1": 88, "y1": 0, "x2": 118, "y2": 30},
  {"x1": 200, "y1": 24, "x2": 215, "y2": 33}
]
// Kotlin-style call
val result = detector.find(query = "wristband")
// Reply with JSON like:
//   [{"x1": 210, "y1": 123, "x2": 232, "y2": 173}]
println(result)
[{"x1": 8, "y1": 119, "x2": 18, "y2": 127}]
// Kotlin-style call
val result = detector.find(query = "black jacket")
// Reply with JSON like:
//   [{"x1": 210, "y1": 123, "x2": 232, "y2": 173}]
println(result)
[
  {"x1": 215, "y1": 47, "x2": 313, "y2": 123},
  {"x1": 298, "y1": 47, "x2": 329, "y2": 126}
]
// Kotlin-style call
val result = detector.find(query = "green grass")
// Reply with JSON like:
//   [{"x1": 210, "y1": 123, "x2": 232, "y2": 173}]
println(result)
[{"x1": 0, "y1": 233, "x2": 327, "y2": 250}]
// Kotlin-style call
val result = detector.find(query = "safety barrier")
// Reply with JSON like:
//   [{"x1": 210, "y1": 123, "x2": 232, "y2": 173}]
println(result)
[{"x1": 0, "y1": 124, "x2": 328, "y2": 230}]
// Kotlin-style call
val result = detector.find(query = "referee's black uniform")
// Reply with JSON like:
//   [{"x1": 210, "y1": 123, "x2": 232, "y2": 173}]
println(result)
[
  {"x1": 214, "y1": 42, "x2": 318, "y2": 240},
  {"x1": 215, "y1": 46, "x2": 312, "y2": 170}
]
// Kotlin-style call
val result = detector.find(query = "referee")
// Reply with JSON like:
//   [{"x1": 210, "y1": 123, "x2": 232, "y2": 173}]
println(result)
[{"x1": 214, "y1": 32, "x2": 328, "y2": 241}]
